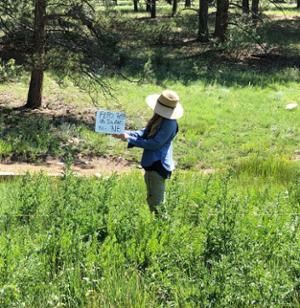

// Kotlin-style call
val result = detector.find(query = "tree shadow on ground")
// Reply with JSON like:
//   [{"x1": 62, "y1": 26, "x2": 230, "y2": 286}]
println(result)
[
  {"x1": 2, "y1": 10, "x2": 299, "y2": 88},
  {"x1": 121, "y1": 45, "x2": 300, "y2": 88},
  {"x1": 0, "y1": 103, "x2": 97, "y2": 162},
  {"x1": 117, "y1": 15, "x2": 300, "y2": 87},
  {"x1": 259, "y1": 17, "x2": 300, "y2": 46}
]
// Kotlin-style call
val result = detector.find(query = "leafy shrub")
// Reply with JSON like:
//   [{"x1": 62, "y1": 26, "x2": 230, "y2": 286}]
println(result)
[
  {"x1": 0, "y1": 59, "x2": 22, "y2": 83},
  {"x1": 0, "y1": 139, "x2": 13, "y2": 157},
  {"x1": 222, "y1": 17, "x2": 264, "y2": 59},
  {"x1": 5, "y1": 118, "x2": 63, "y2": 160}
]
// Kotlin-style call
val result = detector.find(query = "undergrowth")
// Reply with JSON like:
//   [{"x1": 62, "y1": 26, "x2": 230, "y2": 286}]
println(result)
[{"x1": 0, "y1": 171, "x2": 299, "y2": 306}]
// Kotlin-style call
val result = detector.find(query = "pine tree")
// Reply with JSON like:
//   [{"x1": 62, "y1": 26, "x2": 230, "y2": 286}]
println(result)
[
  {"x1": 0, "y1": 0, "x2": 119, "y2": 109},
  {"x1": 198, "y1": 0, "x2": 209, "y2": 42},
  {"x1": 214, "y1": 0, "x2": 229, "y2": 42}
]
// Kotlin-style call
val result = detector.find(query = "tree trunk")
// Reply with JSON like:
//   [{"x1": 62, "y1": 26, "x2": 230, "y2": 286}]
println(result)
[
  {"x1": 185, "y1": 0, "x2": 191, "y2": 8},
  {"x1": 242, "y1": 0, "x2": 249, "y2": 14},
  {"x1": 251, "y1": 0, "x2": 259, "y2": 21},
  {"x1": 214, "y1": 0, "x2": 229, "y2": 42},
  {"x1": 297, "y1": 0, "x2": 299, "y2": 9},
  {"x1": 25, "y1": 0, "x2": 46, "y2": 109},
  {"x1": 198, "y1": 0, "x2": 209, "y2": 42},
  {"x1": 134, "y1": 0, "x2": 139, "y2": 12},
  {"x1": 150, "y1": 0, "x2": 156, "y2": 18},
  {"x1": 146, "y1": 0, "x2": 150, "y2": 12},
  {"x1": 172, "y1": 0, "x2": 178, "y2": 16}
]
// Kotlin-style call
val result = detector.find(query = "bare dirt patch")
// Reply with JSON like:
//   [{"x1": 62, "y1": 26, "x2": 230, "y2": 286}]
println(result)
[{"x1": 0, "y1": 156, "x2": 135, "y2": 177}]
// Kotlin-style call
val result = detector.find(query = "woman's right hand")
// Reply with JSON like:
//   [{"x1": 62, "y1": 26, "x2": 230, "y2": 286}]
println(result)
[
  {"x1": 112, "y1": 133, "x2": 129, "y2": 141},
  {"x1": 112, "y1": 134, "x2": 122, "y2": 139}
]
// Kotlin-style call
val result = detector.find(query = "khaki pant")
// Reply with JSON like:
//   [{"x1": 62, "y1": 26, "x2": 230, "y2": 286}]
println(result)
[{"x1": 144, "y1": 171, "x2": 166, "y2": 212}]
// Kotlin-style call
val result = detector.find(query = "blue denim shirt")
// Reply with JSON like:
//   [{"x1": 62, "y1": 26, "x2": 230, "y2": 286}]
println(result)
[{"x1": 126, "y1": 119, "x2": 178, "y2": 171}]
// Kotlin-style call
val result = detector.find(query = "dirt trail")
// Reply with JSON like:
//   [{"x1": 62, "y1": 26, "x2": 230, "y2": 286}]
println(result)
[{"x1": 0, "y1": 157, "x2": 135, "y2": 177}]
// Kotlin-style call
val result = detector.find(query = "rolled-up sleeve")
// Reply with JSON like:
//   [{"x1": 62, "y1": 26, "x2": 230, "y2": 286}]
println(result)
[
  {"x1": 125, "y1": 129, "x2": 146, "y2": 148},
  {"x1": 125, "y1": 129, "x2": 145, "y2": 138},
  {"x1": 127, "y1": 120, "x2": 176, "y2": 151}
]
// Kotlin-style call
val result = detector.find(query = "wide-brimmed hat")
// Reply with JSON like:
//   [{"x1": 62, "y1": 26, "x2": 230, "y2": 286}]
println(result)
[{"x1": 146, "y1": 90, "x2": 184, "y2": 119}]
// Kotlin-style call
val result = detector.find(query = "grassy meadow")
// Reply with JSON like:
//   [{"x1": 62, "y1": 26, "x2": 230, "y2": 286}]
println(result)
[
  {"x1": 1, "y1": 74, "x2": 300, "y2": 174},
  {"x1": 0, "y1": 171, "x2": 299, "y2": 306},
  {"x1": 0, "y1": 1, "x2": 300, "y2": 307}
]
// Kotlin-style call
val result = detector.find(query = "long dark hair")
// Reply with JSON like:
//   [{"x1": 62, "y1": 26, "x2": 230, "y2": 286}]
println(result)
[{"x1": 145, "y1": 113, "x2": 163, "y2": 138}]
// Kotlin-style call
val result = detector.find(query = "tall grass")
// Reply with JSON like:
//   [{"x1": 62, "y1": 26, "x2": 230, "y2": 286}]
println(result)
[
  {"x1": 233, "y1": 154, "x2": 300, "y2": 183},
  {"x1": 0, "y1": 171, "x2": 299, "y2": 306}
]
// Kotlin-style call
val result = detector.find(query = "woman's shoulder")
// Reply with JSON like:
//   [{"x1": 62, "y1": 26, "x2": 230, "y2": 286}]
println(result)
[
  {"x1": 161, "y1": 118, "x2": 178, "y2": 130},
  {"x1": 162, "y1": 118, "x2": 177, "y2": 124}
]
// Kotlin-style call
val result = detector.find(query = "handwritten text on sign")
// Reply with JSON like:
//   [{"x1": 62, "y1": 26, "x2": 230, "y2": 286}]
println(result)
[{"x1": 95, "y1": 111, "x2": 126, "y2": 134}]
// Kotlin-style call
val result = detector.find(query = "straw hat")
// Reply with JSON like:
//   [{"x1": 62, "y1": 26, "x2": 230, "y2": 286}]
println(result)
[{"x1": 146, "y1": 90, "x2": 184, "y2": 119}]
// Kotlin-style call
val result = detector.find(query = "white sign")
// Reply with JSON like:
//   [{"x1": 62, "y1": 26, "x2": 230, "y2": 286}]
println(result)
[{"x1": 95, "y1": 110, "x2": 126, "y2": 134}]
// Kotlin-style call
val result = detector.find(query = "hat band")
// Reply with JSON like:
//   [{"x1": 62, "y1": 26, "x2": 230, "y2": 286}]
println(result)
[{"x1": 158, "y1": 99, "x2": 176, "y2": 110}]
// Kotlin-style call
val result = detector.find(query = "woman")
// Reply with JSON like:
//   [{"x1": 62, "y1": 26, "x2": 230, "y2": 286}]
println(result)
[{"x1": 115, "y1": 89, "x2": 183, "y2": 213}]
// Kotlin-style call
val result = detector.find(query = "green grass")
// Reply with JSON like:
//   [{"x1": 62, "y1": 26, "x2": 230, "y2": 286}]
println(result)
[
  {"x1": 0, "y1": 171, "x2": 299, "y2": 306},
  {"x1": 1, "y1": 2, "x2": 300, "y2": 170},
  {"x1": 0, "y1": 5, "x2": 300, "y2": 306},
  {"x1": 1, "y1": 2, "x2": 299, "y2": 173},
  {"x1": 1, "y1": 75, "x2": 299, "y2": 174}
]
